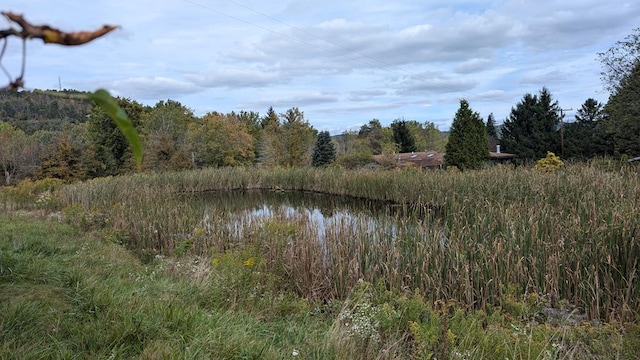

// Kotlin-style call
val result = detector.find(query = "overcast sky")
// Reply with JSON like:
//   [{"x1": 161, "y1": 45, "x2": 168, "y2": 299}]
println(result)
[{"x1": 2, "y1": 1, "x2": 638, "y2": 133}]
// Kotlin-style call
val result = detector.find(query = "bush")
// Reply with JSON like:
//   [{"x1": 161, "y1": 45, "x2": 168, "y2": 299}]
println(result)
[
  {"x1": 2, "y1": 177, "x2": 65, "y2": 210},
  {"x1": 535, "y1": 151, "x2": 564, "y2": 172}
]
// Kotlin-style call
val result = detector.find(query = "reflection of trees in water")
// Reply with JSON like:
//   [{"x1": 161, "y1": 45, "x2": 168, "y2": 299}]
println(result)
[{"x1": 182, "y1": 189, "x2": 400, "y2": 219}]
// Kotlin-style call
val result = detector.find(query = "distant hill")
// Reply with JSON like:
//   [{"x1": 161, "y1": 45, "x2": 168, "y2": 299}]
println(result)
[{"x1": 0, "y1": 89, "x2": 92, "y2": 134}]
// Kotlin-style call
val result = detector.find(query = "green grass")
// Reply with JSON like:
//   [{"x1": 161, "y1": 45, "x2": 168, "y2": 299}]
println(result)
[
  {"x1": 0, "y1": 213, "x2": 334, "y2": 359},
  {"x1": 0, "y1": 212, "x2": 638, "y2": 359}
]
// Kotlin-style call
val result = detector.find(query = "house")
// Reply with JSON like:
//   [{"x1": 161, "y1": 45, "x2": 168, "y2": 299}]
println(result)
[
  {"x1": 373, "y1": 151, "x2": 444, "y2": 169},
  {"x1": 373, "y1": 145, "x2": 516, "y2": 169},
  {"x1": 489, "y1": 145, "x2": 516, "y2": 164}
]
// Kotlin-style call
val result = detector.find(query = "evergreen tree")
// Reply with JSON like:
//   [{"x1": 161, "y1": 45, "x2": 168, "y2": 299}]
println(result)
[
  {"x1": 603, "y1": 62, "x2": 640, "y2": 156},
  {"x1": 391, "y1": 119, "x2": 417, "y2": 153},
  {"x1": 312, "y1": 131, "x2": 336, "y2": 167},
  {"x1": 485, "y1": 113, "x2": 499, "y2": 152},
  {"x1": 261, "y1": 107, "x2": 279, "y2": 128},
  {"x1": 564, "y1": 98, "x2": 611, "y2": 159},
  {"x1": 501, "y1": 87, "x2": 561, "y2": 162},
  {"x1": 444, "y1": 99, "x2": 489, "y2": 170},
  {"x1": 486, "y1": 113, "x2": 497, "y2": 137},
  {"x1": 575, "y1": 98, "x2": 604, "y2": 123},
  {"x1": 86, "y1": 97, "x2": 145, "y2": 177}
]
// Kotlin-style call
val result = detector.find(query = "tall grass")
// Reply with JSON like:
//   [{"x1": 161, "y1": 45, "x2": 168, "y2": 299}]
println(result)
[{"x1": 58, "y1": 162, "x2": 640, "y2": 322}]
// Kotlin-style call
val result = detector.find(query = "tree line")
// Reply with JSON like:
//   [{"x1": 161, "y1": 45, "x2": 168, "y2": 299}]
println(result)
[
  {"x1": 2, "y1": 28, "x2": 639, "y2": 183},
  {"x1": 444, "y1": 28, "x2": 640, "y2": 169},
  {"x1": 0, "y1": 91, "x2": 452, "y2": 184}
]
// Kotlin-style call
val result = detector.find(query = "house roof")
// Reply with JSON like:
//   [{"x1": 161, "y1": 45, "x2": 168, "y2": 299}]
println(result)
[
  {"x1": 373, "y1": 151, "x2": 444, "y2": 168},
  {"x1": 489, "y1": 151, "x2": 517, "y2": 159},
  {"x1": 374, "y1": 150, "x2": 517, "y2": 168}
]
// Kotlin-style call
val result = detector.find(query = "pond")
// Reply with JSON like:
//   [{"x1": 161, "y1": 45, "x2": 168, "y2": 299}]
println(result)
[{"x1": 176, "y1": 189, "x2": 442, "y2": 254}]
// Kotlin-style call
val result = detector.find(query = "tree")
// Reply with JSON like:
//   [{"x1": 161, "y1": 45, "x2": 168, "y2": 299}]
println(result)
[
  {"x1": 564, "y1": 98, "x2": 611, "y2": 159},
  {"x1": 501, "y1": 87, "x2": 562, "y2": 162},
  {"x1": 234, "y1": 110, "x2": 262, "y2": 164},
  {"x1": 444, "y1": 99, "x2": 489, "y2": 170},
  {"x1": 404, "y1": 120, "x2": 428, "y2": 151},
  {"x1": 142, "y1": 100, "x2": 194, "y2": 171},
  {"x1": 37, "y1": 137, "x2": 82, "y2": 182},
  {"x1": 603, "y1": 62, "x2": 640, "y2": 156},
  {"x1": 597, "y1": 29, "x2": 640, "y2": 157},
  {"x1": 575, "y1": 98, "x2": 604, "y2": 123},
  {"x1": 0, "y1": 122, "x2": 32, "y2": 184},
  {"x1": 423, "y1": 121, "x2": 447, "y2": 152},
  {"x1": 188, "y1": 113, "x2": 255, "y2": 167},
  {"x1": 485, "y1": 113, "x2": 499, "y2": 152},
  {"x1": 391, "y1": 119, "x2": 417, "y2": 153},
  {"x1": 358, "y1": 119, "x2": 396, "y2": 155},
  {"x1": 281, "y1": 107, "x2": 316, "y2": 167},
  {"x1": 1, "y1": 13, "x2": 142, "y2": 168},
  {"x1": 358, "y1": 119, "x2": 384, "y2": 155},
  {"x1": 598, "y1": 28, "x2": 640, "y2": 96},
  {"x1": 312, "y1": 131, "x2": 337, "y2": 167},
  {"x1": 86, "y1": 97, "x2": 145, "y2": 177}
]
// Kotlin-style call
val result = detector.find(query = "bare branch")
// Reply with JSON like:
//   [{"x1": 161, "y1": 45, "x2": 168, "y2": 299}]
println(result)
[
  {"x1": 1, "y1": 12, "x2": 119, "y2": 45},
  {"x1": 0, "y1": 11, "x2": 119, "y2": 90}
]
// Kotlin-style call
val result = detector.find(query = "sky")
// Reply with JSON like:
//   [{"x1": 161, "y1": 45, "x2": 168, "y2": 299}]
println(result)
[{"x1": 2, "y1": 1, "x2": 639, "y2": 133}]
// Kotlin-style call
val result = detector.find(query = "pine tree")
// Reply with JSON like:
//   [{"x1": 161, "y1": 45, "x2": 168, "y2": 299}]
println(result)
[
  {"x1": 312, "y1": 131, "x2": 337, "y2": 167},
  {"x1": 444, "y1": 99, "x2": 489, "y2": 170},
  {"x1": 486, "y1": 113, "x2": 499, "y2": 152},
  {"x1": 564, "y1": 98, "x2": 611, "y2": 159},
  {"x1": 391, "y1": 119, "x2": 417, "y2": 153},
  {"x1": 86, "y1": 97, "x2": 145, "y2": 177},
  {"x1": 501, "y1": 87, "x2": 561, "y2": 162},
  {"x1": 604, "y1": 62, "x2": 640, "y2": 156}
]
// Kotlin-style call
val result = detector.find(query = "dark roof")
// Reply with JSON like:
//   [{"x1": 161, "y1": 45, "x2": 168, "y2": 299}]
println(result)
[{"x1": 489, "y1": 151, "x2": 516, "y2": 159}]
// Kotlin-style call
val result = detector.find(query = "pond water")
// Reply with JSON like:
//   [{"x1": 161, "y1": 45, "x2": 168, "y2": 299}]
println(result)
[{"x1": 179, "y1": 189, "x2": 439, "y2": 249}]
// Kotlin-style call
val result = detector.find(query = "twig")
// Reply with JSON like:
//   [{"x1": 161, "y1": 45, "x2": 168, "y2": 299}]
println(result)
[
  {"x1": 0, "y1": 11, "x2": 119, "y2": 90},
  {"x1": 1, "y1": 12, "x2": 119, "y2": 45}
]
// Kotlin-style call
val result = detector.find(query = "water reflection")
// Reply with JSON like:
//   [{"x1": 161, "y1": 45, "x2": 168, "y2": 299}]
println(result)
[
  {"x1": 180, "y1": 189, "x2": 432, "y2": 246},
  {"x1": 183, "y1": 189, "x2": 402, "y2": 219}
]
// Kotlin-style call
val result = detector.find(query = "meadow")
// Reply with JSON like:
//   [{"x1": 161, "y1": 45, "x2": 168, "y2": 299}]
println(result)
[{"x1": 1, "y1": 160, "x2": 639, "y2": 358}]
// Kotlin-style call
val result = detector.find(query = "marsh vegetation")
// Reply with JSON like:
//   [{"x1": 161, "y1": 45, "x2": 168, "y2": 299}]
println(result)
[{"x1": 2, "y1": 162, "x2": 639, "y2": 358}]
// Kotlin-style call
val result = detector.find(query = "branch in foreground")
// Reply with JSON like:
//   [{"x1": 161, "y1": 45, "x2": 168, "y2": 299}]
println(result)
[{"x1": 1, "y1": 11, "x2": 119, "y2": 45}]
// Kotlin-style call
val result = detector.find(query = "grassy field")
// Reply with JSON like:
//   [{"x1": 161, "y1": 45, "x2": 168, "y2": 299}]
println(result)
[
  {"x1": 56, "y1": 162, "x2": 639, "y2": 322},
  {"x1": 1, "y1": 161, "x2": 639, "y2": 358}
]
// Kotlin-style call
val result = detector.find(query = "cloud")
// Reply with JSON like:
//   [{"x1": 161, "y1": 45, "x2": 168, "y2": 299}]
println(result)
[
  {"x1": 396, "y1": 74, "x2": 478, "y2": 95},
  {"x1": 185, "y1": 66, "x2": 285, "y2": 88},
  {"x1": 240, "y1": 91, "x2": 339, "y2": 110},
  {"x1": 107, "y1": 77, "x2": 202, "y2": 100},
  {"x1": 3, "y1": 0, "x2": 640, "y2": 134},
  {"x1": 347, "y1": 90, "x2": 388, "y2": 101},
  {"x1": 454, "y1": 58, "x2": 493, "y2": 74}
]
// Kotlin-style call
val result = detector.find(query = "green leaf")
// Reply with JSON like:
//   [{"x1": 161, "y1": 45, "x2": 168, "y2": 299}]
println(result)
[{"x1": 86, "y1": 89, "x2": 142, "y2": 168}]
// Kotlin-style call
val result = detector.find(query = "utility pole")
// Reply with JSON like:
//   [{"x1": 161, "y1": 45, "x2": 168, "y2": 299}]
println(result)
[{"x1": 558, "y1": 108, "x2": 572, "y2": 157}]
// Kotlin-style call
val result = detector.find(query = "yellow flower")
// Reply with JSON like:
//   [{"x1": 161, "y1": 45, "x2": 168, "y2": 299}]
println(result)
[
  {"x1": 243, "y1": 257, "x2": 256, "y2": 266},
  {"x1": 211, "y1": 258, "x2": 220, "y2": 265}
]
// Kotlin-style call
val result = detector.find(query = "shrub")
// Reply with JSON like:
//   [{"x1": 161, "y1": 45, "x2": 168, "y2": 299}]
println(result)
[{"x1": 535, "y1": 151, "x2": 564, "y2": 172}]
